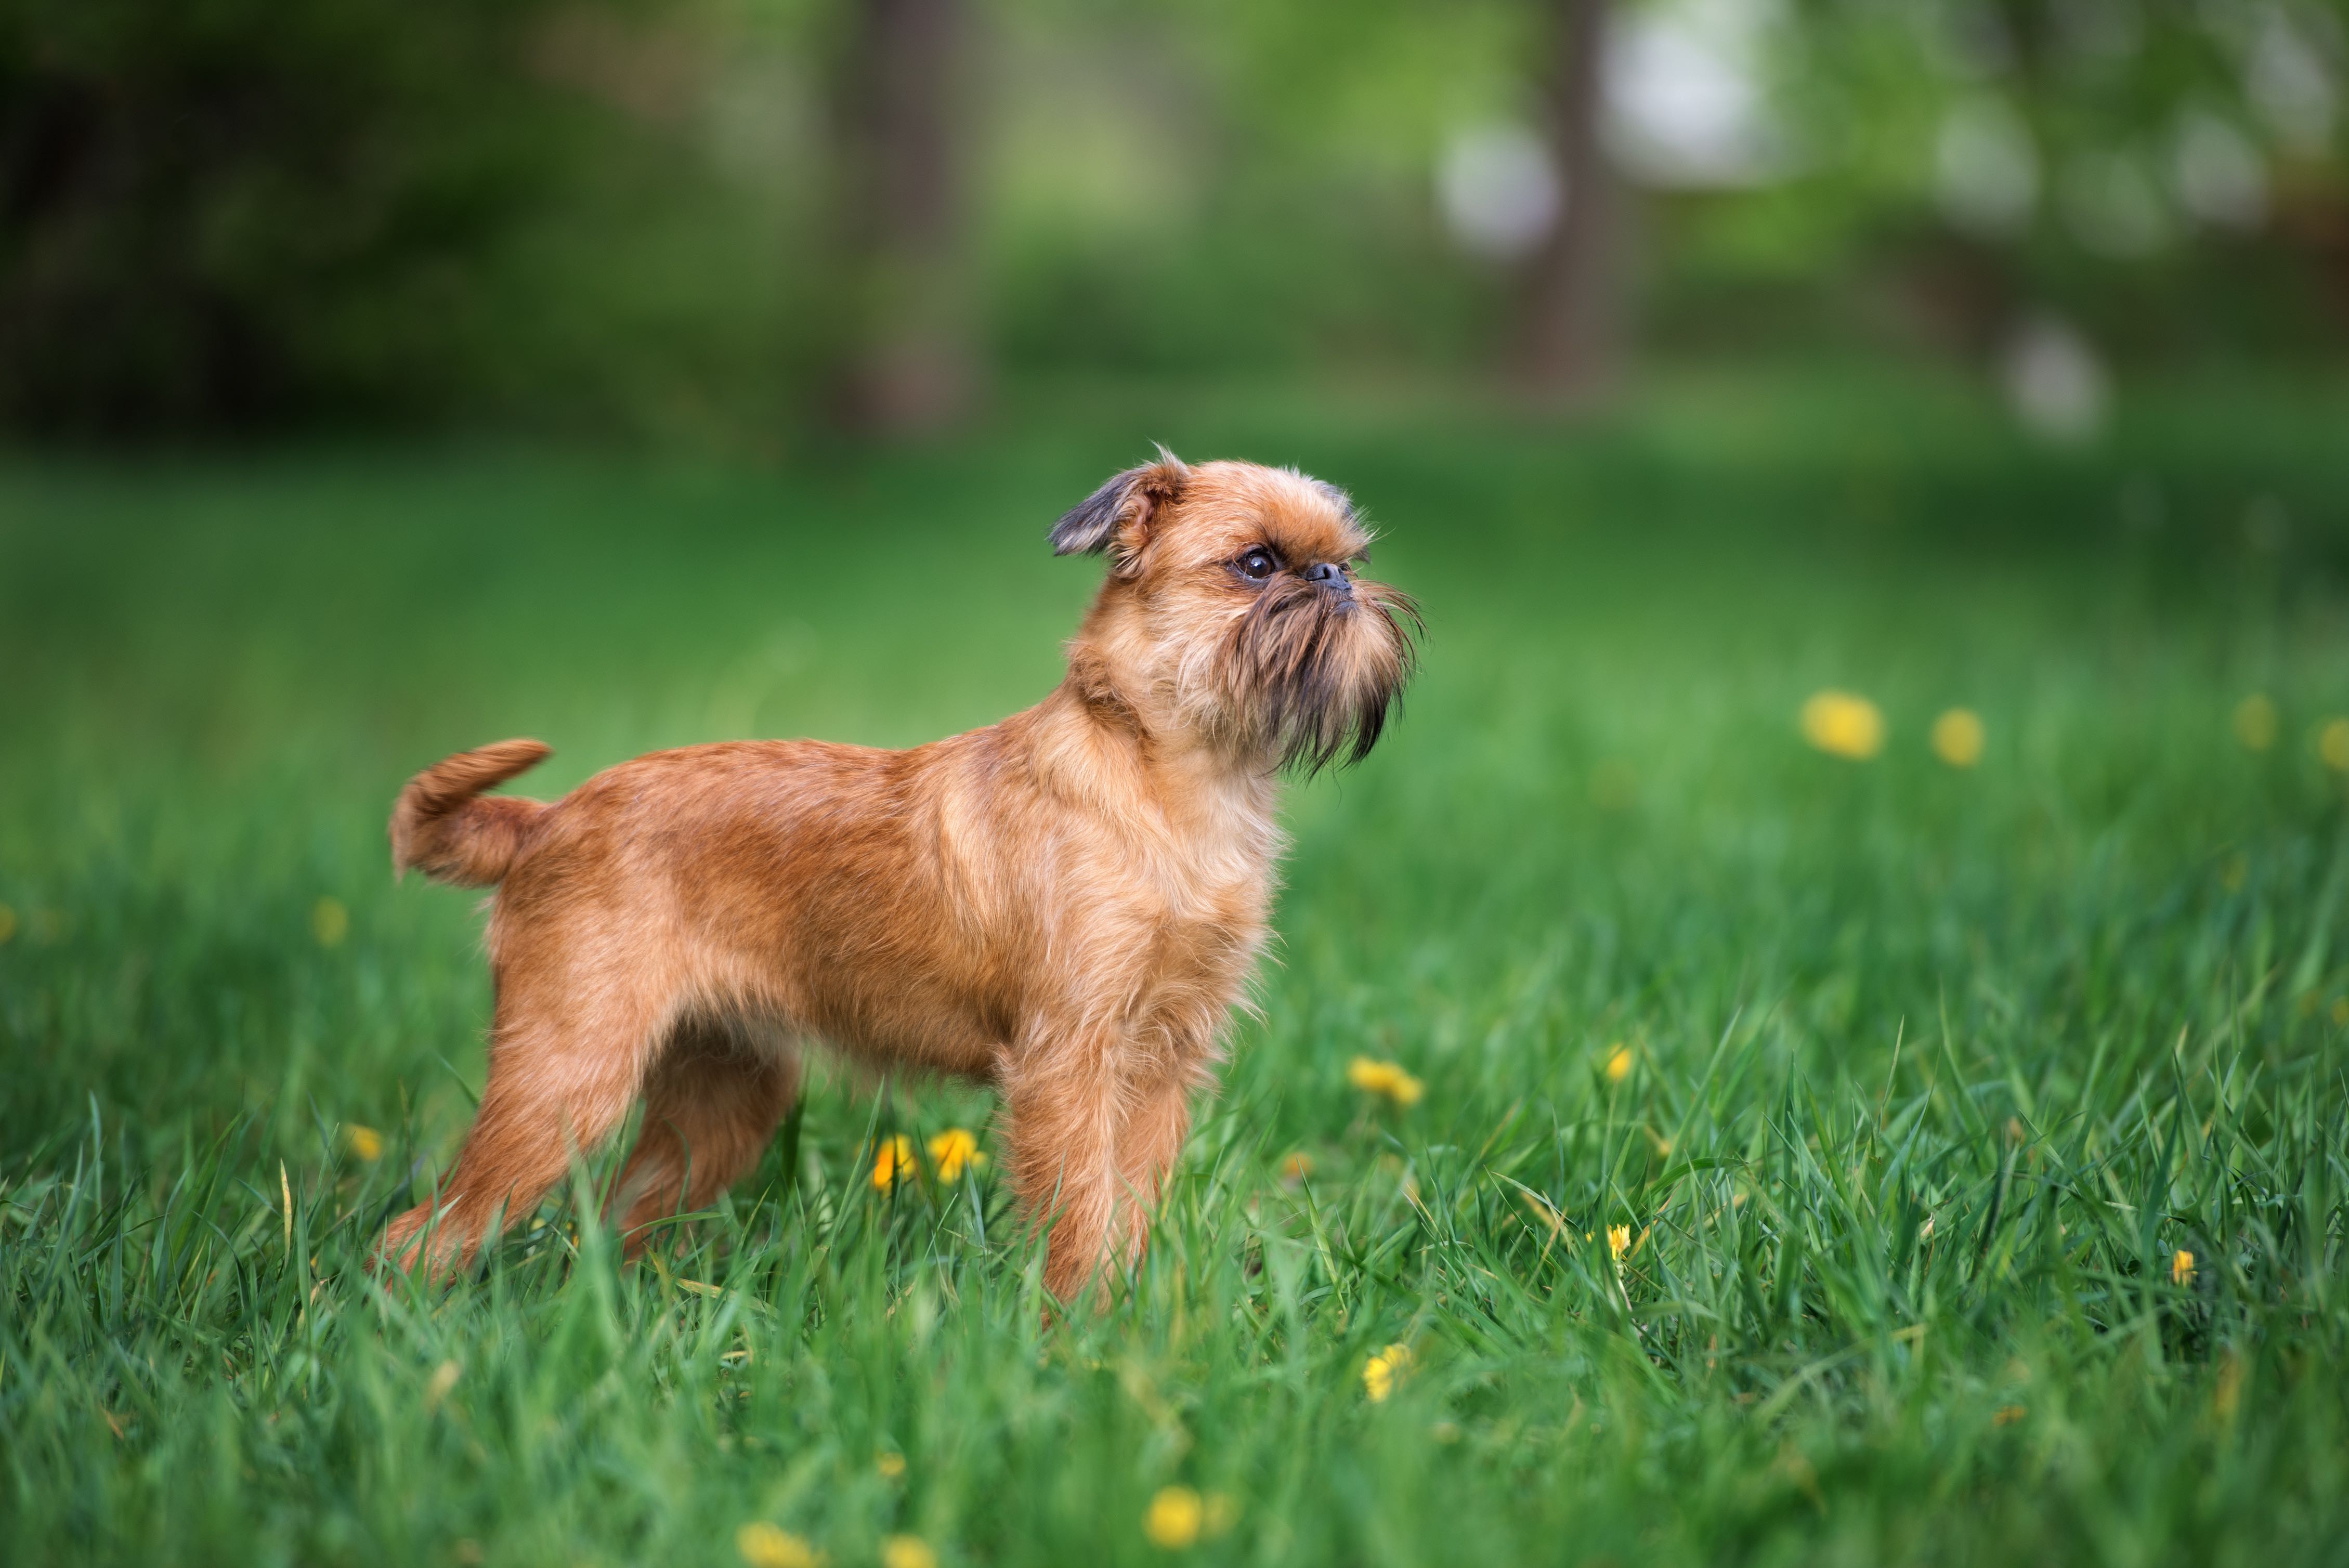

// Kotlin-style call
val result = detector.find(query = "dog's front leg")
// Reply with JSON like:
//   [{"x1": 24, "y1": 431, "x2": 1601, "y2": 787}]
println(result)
[{"x1": 999, "y1": 1036, "x2": 1194, "y2": 1302}]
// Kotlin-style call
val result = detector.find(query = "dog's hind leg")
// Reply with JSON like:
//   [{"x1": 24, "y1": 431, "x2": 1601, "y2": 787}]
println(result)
[
  {"x1": 608, "y1": 1016, "x2": 798, "y2": 1251},
  {"x1": 376, "y1": 956, "x2": 668, "y2": 1277}
]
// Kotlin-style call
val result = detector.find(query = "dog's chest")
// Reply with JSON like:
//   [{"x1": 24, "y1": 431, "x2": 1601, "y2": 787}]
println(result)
[
  {"x1": 1158, "y1": 861, "x2": 1266, "y2": 951},
  {"x1": 1130, "y1": 801, "x2": 1275, "y2": 989}
]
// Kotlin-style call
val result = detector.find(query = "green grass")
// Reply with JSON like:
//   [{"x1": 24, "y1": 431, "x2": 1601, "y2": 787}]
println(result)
[{"x1": 7, "y1": 369, "x2": 2349, "y2": 1566}]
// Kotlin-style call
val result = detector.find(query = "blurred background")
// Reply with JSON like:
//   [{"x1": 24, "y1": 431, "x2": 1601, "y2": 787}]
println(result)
[{"x1": 5, "y1": 0, "x2": 2343, "y2": 444}]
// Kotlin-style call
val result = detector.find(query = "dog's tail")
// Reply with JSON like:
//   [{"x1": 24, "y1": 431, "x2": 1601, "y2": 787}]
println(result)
[{"x1": 390, "y1": 739, "x2": 554, "y2": 886}]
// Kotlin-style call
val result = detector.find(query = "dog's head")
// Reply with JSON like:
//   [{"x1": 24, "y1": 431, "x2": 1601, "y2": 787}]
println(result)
[{"x1": 1052, "y1": 452, "x2": 1419, "y2": 772}]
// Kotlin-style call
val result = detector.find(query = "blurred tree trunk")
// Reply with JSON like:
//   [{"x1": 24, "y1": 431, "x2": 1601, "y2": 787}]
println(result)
[
  {"x1": 830, "y1": 0, "x2": 975, "y2": 435},
  {"x1": 1520, "y1": 0, "x2": 1621, "y2": 400}
]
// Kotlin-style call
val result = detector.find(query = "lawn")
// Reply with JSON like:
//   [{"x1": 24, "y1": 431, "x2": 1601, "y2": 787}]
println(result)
[{"x1": 6, "y1": 370, "x2": 2349, "y2": 1567}]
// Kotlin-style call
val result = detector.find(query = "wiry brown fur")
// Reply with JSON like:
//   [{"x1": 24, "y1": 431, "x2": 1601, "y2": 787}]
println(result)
[{"x1": 376, "y1": 455, "x2": 1418, "y2": 1299}]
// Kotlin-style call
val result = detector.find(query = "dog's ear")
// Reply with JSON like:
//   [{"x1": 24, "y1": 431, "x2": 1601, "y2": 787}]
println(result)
[{"x1": 1049, "y1": 449, "x2": 1189, "y2": 568}]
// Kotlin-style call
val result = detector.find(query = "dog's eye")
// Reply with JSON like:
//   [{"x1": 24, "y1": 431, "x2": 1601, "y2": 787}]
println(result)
[{"x1": 1236, "y1": 547, "x2": 1277, "y2": 581}]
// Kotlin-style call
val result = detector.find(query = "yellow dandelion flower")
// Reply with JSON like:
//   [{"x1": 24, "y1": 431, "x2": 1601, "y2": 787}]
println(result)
[
  {"x1": 1143, "y1": 1486, "x2": 1204, "y2": 1549},
  {"x1": 2213, "y1": 1351, "x2": 2244, "y2": 1423},
  {"x1": 928, "y1": 1128, "x2": 985, "y2": 1181},
  {"x1": 1279, "y1": 1151, "x2": 1315, "y2": 1183},
  {"x1": 1607, "y1": 1224, "x2": 1632, "y2": 1261},
  {"x1": 2172, "y1": 1248, "x2": 2196, "y2": 1288},
  {"x1": 880, "y1": 1536, "x2": 936, "y2": 1568},
  {"x1": 343, "y1": 1124, "x2": 384, "y2": 1162},
  {"x1": 2234, "y1": 694, "x2": 2278, "y2": 751},
  {"x1": 876, "y1": 1451, "x2": 906, "y2": 1480},
  {"x1": 736, "y1": 1522, "x2": 821, "y2": 1568},
  {"x1": 1930, "y1": 708, "x2": 1985, "y2": 768},
  {"x1": 311, "y1": 896, "x2": 349, "y2": 948},
  {"x1": 1362, "y1": 1342, "x2": 1413, "y2": 1402},
  {"x1": 0, "y1": 903, "x2": 16, "y2": 944},
  {"x1": 1800, "y1": 690, "x2": 1885, "y2": 760},
  {"x1": 871, "y1": 1135, "x2": 917, "y2": 1192},
  {"x1": 424, "y1": 1360, "x2": 462, "y2": 1412},
  {"x1": 1603, "y1": 1045, "x2": 1633, "y2": 1083},
  {"x1": 2320, "y1": 718, "x2": 2349, "y2": 772},
  {"x1": 1347, "y1": 1056, "x2": 1424, "y2": 1107},
  {"x1": 1992, "y1": 1404, "x2": 2027, "y2": 1427}
]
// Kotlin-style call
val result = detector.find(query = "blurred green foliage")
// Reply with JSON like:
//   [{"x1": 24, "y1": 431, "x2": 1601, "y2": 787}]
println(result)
[
  {"x1": 1747, "y1": 0, "x2": 2349, "y2": 359},
  {"x1": 1, "y1": 0, "x2": 584, "y2": 429},
  {"x1": 2, "y1": 0, "x2": 2344, "y2": 439},
  {"x1": 0, "y1": 0, "x2": 831, "y2": 437}
]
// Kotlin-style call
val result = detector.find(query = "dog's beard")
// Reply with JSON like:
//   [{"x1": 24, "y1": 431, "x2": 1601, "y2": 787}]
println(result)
[{"x1": 1215, "y1": 577, "x2": 1421, "y2": 773}]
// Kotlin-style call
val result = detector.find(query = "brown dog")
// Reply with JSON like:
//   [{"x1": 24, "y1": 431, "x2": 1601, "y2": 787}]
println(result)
[{"x1": 376, "y1": 453, "x2": 1418, "y2": 1297}]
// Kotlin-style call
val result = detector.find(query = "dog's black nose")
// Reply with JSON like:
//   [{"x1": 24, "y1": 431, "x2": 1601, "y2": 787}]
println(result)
[{"x1": 1302, "y1": 560, "x2": 1350, "y2": 596}]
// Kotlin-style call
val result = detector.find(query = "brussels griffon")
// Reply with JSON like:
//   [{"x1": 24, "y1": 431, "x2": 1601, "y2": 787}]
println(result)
[{"x1": 377, "y1": 453, "x2": 1418, "y2": 1297}]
